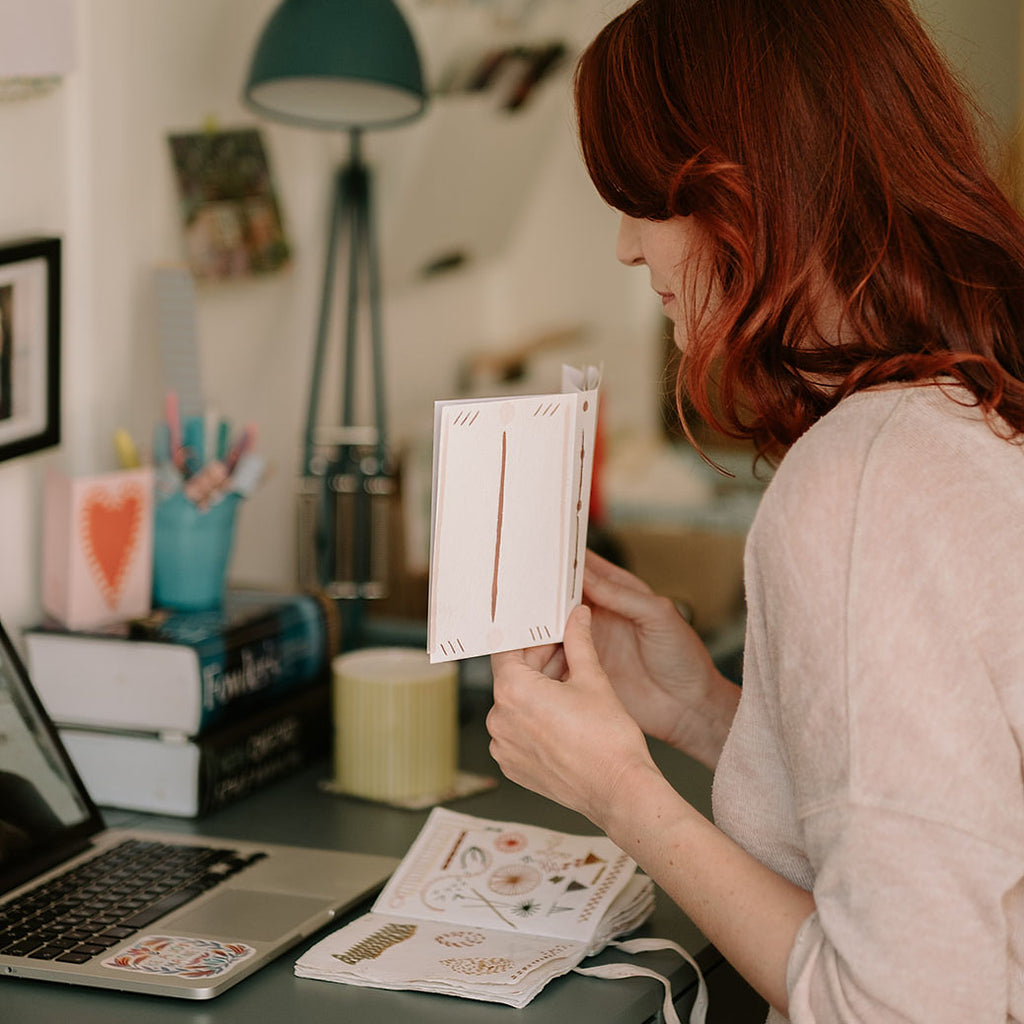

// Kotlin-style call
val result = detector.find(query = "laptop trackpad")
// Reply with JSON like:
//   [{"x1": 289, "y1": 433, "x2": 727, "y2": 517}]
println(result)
[{"x1": 164, "y1": 889, "x2": 328, "y2": 942}]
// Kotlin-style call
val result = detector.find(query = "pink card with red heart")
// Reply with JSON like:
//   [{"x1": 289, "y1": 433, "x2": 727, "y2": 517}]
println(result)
[{"x1": 42, "y1": 467, "x2": 155, "y2": 629}]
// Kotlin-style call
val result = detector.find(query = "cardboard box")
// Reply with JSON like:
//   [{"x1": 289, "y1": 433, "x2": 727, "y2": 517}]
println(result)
[{"x1": 613, "y1": 522, "x2": 746, "y2": 637}]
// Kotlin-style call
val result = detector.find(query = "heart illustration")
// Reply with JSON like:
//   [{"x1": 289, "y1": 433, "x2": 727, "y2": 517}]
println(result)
[{"x1": 79, "y1": 484, "x2": 144, "y2": 609}]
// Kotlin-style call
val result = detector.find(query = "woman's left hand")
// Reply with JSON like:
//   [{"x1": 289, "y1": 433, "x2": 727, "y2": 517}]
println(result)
[{"x1": 487, "y1": 603, "x2": 660, "y2": 826}]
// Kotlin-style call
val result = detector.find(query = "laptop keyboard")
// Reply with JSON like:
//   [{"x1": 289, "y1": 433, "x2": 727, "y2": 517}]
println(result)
[{"x1": 0, "y1": 838, "x2": 266, "y2": 963}]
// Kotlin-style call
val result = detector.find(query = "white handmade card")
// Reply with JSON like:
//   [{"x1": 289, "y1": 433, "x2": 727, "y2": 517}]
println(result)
[{"x1": 428, "y1": 365, "x2": 601, "y2": 663}]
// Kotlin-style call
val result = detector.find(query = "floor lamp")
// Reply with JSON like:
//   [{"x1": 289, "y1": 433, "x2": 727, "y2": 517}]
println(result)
[{"x1": 243, "y1": 0, "x2": 427, "y2": 614}]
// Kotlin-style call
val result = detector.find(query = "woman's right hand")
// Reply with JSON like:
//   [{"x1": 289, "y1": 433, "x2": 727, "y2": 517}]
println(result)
[{"x1": 580, "y1": 549, "x2": 740, "y2": 768}]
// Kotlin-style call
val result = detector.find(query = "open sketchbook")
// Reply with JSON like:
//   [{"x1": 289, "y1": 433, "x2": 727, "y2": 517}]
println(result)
[
  {"x1": 294, "y1": 807, "x2": 654, "y2": 1008},
  {"x1": 428, "y1": 365, "x2": 601, "y2": 663}
]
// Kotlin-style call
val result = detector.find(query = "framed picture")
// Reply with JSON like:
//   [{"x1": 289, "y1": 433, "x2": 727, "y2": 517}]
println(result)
[{"x1": 0, "y1": 237, "x2": 60, "y2": 462}]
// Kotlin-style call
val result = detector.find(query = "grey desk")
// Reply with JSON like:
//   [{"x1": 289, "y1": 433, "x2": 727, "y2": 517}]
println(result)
[{"x1": 3, "y1": 691, "x2": 766, "y2": 1023}]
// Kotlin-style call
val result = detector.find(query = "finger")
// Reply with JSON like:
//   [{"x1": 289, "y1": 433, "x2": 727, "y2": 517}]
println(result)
[
  {"x1": 491, "y1": 649, "x2": 527, "y2": 678},
  {"x1": 562, "y1": 604, "x2": 604, "y2": 679},
  {"x1": 541, "y1": 647, "x2": 568, "y2": 680},
  {"x1": 522, "y1": 642, "x2": 560, "y2": 672},
  {"x1": 584, "y1": 550, "x2": 653, "y2": 596},
  {"x1": 583, "y1": 565, "x2": 669, "y2": 626}
]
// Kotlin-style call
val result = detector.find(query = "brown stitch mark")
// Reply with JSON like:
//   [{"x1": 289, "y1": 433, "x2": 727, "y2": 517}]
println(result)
[
  {"x1": 333, "y1": 923, "x2": 416, "y2": 964},
  {"x1": 577, "y1": 853, "x2": 629, "y2": 922},
  {"x1": 438, "y1": 638, "x2": 464, "y2": 658},
  {"x1": 508, "y1": 944, "x2": 575, "y2": 982},
  {"x1": 387, "y1": 824, "x2": 463, "y2": 908},
  {"x1": 469, "y1": 887, "x2": 518, "y2": 928},
  {"x1": 441, "y1": 831, "x2": 468, "y2": 871},
  {"x1": 491, "y1": 430, "x2": 508, "y2": 623},
  {"x1": 570, "y1": 433, "x2": 586, "y2": 597},
  {"x1": 441, "y1": 956, "x2": 515, "y2": 976},
  {"x1": 488, "y1": 863, "x2": 542, "y2": 896},
  {"x1": 435, "y1": 930, "x2": 487, "y2": 949}
]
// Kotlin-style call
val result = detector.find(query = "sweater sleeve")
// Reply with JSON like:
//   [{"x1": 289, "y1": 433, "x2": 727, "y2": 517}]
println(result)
[{"x1": 738, "y1": 390, "x2": 1024, "y2": 1023}]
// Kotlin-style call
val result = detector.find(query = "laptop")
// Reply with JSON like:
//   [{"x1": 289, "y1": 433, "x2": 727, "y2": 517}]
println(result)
[{"x1": 0, "y1": 619, "x2": 398, "y2": 999}]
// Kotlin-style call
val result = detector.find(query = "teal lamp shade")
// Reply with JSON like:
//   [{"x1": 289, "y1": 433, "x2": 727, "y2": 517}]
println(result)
[{"x1": 244, "y1": 0, "x2": 427, "y2": 131}]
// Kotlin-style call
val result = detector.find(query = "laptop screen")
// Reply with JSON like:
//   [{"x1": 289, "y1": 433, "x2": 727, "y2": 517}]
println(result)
[{"x1": 0, "y1": 622, "x2": 102, "y2": 894}]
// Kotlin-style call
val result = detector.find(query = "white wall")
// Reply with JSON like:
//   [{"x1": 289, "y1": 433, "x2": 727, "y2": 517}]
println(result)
[
  {"x1": 0, "y1": 0, "x2": 1017, "y2": 637},
  {"x1": 0, "y1": 69, "x2": 69, "y2": 632}
]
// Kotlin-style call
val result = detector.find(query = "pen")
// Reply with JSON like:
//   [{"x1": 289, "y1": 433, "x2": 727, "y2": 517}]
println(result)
[
  {"x1": 217, "y1": 418, "x2": 231, "y2": 461},
  {"x1": 152, "y1": 421, "x2": 171, "y2": 466},
  {"x1": 181, "y1": 415, "x2": 205, "y2": 478},
  {"x1": 113, "y1": 428, "x2": 140, "y2": 469},
  {"x1": 227, "y1": 451, "x2": 266, "y2": 498},
  {"x1": 183, "y1": 459, "x2": 228, "y2": 510},
  {"x1": 165, "y1": 391, "x2": 183, "y2": 472},
  {"x1": 202, "y1": 410, "x2": 216, "y2": 464},
  {"x1": 225, "y1": 422, "x2": 257, "y2": 474}
]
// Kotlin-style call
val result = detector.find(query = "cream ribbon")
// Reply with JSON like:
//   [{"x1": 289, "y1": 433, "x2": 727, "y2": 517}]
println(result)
[{"x1": 573, "y1": 937, "x2": 708, "y2": 1024}]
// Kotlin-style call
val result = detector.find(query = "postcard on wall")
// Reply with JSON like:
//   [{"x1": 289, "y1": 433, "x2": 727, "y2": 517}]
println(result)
[
  {"x1": 167, "y1": 128, "x2": 291, "y2": 281},
  {"x1": 428, "y1": 364, "x2": 601, "y2": 663}
]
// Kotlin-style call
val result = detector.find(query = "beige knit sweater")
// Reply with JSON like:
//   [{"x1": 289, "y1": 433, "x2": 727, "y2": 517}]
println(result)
[{"x1": 712, "y1": 384, "x2": 1024, "y2": 1023}]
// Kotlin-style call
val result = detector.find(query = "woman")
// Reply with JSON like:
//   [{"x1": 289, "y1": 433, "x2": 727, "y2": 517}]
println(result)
[{"x1": 486, "y1": 0, "x2": 1024, "y2": 1020}]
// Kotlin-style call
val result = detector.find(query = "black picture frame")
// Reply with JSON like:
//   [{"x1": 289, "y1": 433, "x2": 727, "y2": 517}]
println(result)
[{"x1": 0, "y1": 237, "x2": 60, "y2": 462}]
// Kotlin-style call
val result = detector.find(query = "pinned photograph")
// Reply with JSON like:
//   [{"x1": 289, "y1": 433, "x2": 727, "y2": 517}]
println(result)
[{"x1": 168, "y1": 128, "x2": 291, "y2": 281}]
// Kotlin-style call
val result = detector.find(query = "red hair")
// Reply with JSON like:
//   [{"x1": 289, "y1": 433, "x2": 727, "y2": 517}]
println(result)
[{"x1": 575, "y1": 0, "x2": 1024, "y2": 460}]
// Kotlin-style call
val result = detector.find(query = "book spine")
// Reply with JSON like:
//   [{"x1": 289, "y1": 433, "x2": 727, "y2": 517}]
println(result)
[
  {"x1": 197, "y1": 683, "x2": 331, "y2": 816},
  {"x1": 26, "y1": 592, "x2": 341, "y2": 736},
  {"x1": 193, "y1": 594, "x2": 333, "y2": 731}
]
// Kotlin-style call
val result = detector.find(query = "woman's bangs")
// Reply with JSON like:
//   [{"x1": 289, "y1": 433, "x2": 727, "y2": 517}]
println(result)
[{"x1": 575, "y1": 25, "x2": 673, "y2": 219}]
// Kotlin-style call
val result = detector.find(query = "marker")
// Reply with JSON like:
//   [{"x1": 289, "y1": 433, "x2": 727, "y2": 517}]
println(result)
[
  {"x1": 216, "y1": 418, "x2": 231, "y2": 462},
  {"x1": 113, "y1": 428, "x2": 140, "y2": 469},
  {"x1": 225, "y1": 422, "x2": 257, "y2": 474},
  {"x1": 182, "y1": 416, "x2": 204, "y2": 463},
  {"x1": 165, "y1": 391, "x2": 183, "y2": 472},
  {"x1": 227, "y1": 451, "x2": 266, "y2": 498},
  {"x1": 152, "y1": 421, "x2": 171, "y2": 466},
  {"x1": 204, "y1": 409, "x2": 220, "y2": 465},
  {"x1": 183, "y1": 459, "x2": 229, "y2": 510}
]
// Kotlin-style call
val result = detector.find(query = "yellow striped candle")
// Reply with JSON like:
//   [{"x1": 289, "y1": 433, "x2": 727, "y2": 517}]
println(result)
[{"x1": 331, "y1": 648, "x2": 458, "y2": 804}]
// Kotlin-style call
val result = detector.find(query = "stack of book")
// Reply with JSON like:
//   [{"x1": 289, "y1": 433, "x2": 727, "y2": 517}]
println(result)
[{"x1": 24, "y1": 589, "x2": 341, "y2": 818}]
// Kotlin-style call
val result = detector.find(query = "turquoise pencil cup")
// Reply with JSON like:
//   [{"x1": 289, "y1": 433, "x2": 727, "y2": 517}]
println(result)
[{"x1": 152, "y1": 491, "x2": 240, "y2": 611}]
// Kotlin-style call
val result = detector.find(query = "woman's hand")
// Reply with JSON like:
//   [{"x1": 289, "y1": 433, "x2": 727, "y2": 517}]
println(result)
[
  {"x1": 488, "y1": 604, "x2": 661, "y2": 826},
  {"x1": 581, "y1": 550, "x2": 739, "y2": 768},
  {"x1": 491, "y1": 601, "x2": 809, "y2": 1020}
]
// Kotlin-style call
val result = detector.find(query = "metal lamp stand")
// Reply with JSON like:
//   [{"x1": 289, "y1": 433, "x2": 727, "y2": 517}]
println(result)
[{"x1": 297, "y1": 129, "x2": 395, "y2": 638}]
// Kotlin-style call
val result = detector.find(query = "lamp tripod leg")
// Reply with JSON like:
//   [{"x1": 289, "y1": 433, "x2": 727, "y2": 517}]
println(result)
[{"x1": 298, "y1": 134, "x2": 393, "y2": 615}]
